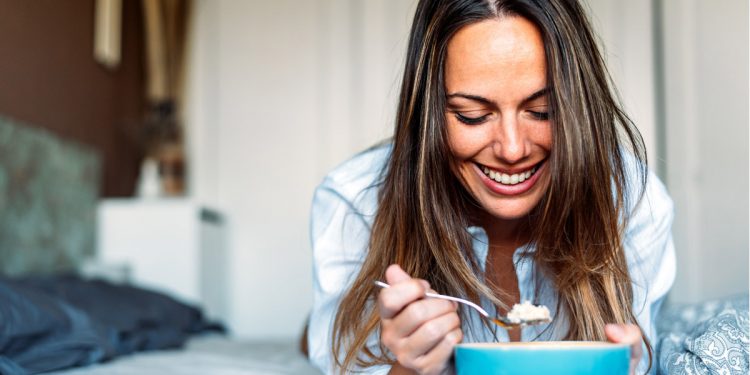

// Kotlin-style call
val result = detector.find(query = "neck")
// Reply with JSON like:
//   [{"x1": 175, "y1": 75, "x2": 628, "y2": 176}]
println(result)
[{"x1": 479, "y1": 214, "x2": 530, "y2": 255}]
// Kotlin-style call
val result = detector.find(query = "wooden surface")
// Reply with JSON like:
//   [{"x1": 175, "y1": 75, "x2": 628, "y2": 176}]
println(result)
[{"x1": 0, "y1": 0, "x2": 145, "y2": 197}]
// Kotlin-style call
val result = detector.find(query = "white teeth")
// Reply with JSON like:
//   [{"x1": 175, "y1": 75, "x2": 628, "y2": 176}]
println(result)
[{"x1": 480, "y1": 164, "x2": 539, "y2": 186}]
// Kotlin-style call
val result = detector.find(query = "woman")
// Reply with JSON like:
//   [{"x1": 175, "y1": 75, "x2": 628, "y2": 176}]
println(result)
[{"x1": 309, "y1": 0, "x2": 675, "y2": 374}]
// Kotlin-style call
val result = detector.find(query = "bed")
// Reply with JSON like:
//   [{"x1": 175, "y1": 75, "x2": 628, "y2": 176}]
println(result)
[
  {"x1": 0, "y1": 274, "x2": 320, "y2": 375},
  {"x1": 657, "y1": 294, "x2": 748, "y2": 375},
  {"x1": 0, "y1": 117, "x2": 320, "y2": 374},
  {"x1": 51, "y1": 336, "x2": 318, "y2": 375}
]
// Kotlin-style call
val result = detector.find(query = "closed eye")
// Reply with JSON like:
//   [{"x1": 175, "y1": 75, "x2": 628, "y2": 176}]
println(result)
[
  {"x1": 455, "y1": 112, "x2": 490, "y2": 125},
  {"x1": 527, "y1": 110, "x2": 549, "y2": 121}
]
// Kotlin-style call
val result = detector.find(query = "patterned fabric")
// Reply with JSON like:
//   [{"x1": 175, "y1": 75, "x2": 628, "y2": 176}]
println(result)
[
  {"x1": 0, "y1": 116, "x2": 100, "y2": 276},
  {"x1": 657, "y1": 295, "x2": 749, "y2": 375}
]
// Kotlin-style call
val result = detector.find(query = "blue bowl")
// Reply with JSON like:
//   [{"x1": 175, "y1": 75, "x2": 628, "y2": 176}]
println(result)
[{"x1": 454, "y1": 341, "x2": 630, "y2": 375}]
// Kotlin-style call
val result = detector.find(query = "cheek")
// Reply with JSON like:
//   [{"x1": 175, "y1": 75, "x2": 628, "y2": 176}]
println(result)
[
  {"x1": 444, "y1": 123, "x2": 466, "y2": 178},
  {"x1": 518, "y1": 121, "x2": 553, "y2": 160},
  {"x1": 446, "y1": 121, "x2": 489, "y2": 160},
  {"x1": 534, "y1": 122, "x2": 553, "y2": 150}
]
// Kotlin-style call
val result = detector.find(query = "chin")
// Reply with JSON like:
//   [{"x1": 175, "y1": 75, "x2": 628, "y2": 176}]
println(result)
[
  {"x1": 482, "y1": 202, "x2": 536, "y2": 221},
  {"x1": 486, "y1": 209, "x2": 533, "y2": 221}
]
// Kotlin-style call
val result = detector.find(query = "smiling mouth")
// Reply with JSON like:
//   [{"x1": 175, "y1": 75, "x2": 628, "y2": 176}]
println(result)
[{"x1": 476, "y1": 161, "x2": 544, "y2": 186}]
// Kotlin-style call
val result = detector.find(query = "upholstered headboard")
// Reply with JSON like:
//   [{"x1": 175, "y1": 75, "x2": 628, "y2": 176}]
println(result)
[{"x1": 0, "y1": 116, "x2": 101, "y2": 275}]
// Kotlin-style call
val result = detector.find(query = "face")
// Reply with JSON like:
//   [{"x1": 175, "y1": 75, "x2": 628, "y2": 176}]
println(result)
[{"x1": 444, "y1": 16, "x2": 551, "y2": 222}]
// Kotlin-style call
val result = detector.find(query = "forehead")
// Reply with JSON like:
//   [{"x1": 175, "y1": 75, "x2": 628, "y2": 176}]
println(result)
[{"x1": 444, "y1": 16, "x2": 547, "y2": 99}]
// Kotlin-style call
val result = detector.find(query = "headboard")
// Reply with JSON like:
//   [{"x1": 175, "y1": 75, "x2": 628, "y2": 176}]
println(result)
[{"x1": 0, "y1": 116, "x2": 101, "y2": 275}]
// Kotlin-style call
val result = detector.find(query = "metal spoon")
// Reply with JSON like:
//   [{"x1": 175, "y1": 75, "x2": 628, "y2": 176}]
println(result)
[{"x1": 374, "y1": 280, "x2": 551, "y2": 329}]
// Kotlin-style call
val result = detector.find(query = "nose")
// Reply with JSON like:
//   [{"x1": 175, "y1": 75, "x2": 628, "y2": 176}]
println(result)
[{"x1": 492, "y1": 115, "x2": 527, "y2": 164}]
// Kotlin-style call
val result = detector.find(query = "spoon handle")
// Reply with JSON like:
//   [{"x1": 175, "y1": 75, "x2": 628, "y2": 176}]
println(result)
[{"x1": 373, "y1": 280, "x2": 490, "y2": 317}]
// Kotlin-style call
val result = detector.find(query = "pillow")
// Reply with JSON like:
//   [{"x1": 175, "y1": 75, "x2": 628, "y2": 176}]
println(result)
[
  {"x1": 15, "y1": 276, "x2": 224, "y2": 355},
  {"x1": 658, "y1": 296, "x2": 749, "y2": 375},
  {"x1": 0, "y1": 276, "x2": 224, "y2": 374},
  {"x1": 0, "y1": 279, "x2": 106, "y2": 374}
]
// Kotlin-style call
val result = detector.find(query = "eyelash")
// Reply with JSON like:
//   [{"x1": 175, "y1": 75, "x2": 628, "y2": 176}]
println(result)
[
  {"x1": 528, "y1": 110, "x2": 549, "y2": 121},
  {"x1": 454, "y1": 110, "x2": 550, "y2": 124},
  {"x1": 454, "y1": 112, "x2": 489, "y2": 125}
]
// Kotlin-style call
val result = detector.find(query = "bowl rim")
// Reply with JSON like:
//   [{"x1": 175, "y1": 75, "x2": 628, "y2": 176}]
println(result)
[{"x1": 455, "y1": 341, "x2": 630, "y2": 350}]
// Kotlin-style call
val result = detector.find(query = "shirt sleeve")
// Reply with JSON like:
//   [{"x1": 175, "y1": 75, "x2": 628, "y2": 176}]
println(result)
[
  {"x1": 623, "y1": 169, "x2": 677, "y2": 374},
  {"x1": 307, "y1": 176, "x2": 390, "y2": 375}
]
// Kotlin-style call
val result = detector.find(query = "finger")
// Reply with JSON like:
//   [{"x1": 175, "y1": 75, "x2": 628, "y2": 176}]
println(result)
[
  {"x1": 623, "y1": 325, "x2": 643, "y2": 372},
  {"x1": 385, "y1": 264, "x2": 414, "y2": 285},
  {"x1": 390, "y1": 298, "x2": 458, "y2": 338},
  {"x1": 605, "y1": 324, "x2": 643, "y2": 348},
  {"x1": 409, "y1": 327, "x2": 463, "y2": 375},
  {"x1": 385, "y1": 264, "x2": 430, "y2": 296},
  {"x1": 605, "y1": 324, "x2": 643, "y2": 373},
  {"x1": 399, "y1": 311, "x2": 461, "y2": 360},
  {"x1": 378, "y1": 278, "x2": 427, "y2": 319}
]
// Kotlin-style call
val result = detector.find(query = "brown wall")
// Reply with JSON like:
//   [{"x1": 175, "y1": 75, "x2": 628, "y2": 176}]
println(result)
[{"x1": 0, "y1": 0, "x2": 145, "y2": 197}]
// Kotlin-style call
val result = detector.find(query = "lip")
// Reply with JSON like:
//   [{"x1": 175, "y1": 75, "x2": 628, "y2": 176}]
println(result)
[{"x1": 473, "y1": 160, "x2": 546, "y2": 196}]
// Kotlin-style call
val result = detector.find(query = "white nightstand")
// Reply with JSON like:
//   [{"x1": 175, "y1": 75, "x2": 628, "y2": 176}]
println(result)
[{"x1": 96, "y1": 198, "x2": 228, "y2": 323}]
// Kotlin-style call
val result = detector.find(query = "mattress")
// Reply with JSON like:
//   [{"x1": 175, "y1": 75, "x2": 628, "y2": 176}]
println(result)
[{"x1": 49, "y1": 335, "x2": 321, "y2": 374}]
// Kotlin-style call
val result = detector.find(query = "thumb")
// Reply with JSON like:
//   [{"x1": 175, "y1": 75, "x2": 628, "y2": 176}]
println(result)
[{"x1": 385, "y1": 264, "x2": 412, "y2": 285}]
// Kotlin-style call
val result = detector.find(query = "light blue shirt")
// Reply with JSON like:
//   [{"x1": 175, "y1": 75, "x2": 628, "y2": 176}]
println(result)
[{"x1": 308, "y1": 144, "x2": 676, "y2": 374}]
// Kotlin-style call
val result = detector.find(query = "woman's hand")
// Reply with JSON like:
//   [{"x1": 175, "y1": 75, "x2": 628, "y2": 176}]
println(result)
[
  {"x1": 378, "y1": 264, "x2": 463, "y2": 375},
  {"x1": 605, "y1": 324, "x2": 643, "y2": 375}
]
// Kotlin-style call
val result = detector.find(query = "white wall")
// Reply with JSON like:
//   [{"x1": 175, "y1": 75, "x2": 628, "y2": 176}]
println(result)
[
  {"x1": 586, "y1": 0, "x2": 658, "y2": 173},
  {"x1": 585, "y1": 0, "x2": 749, "y2": 303},
  {"x1": 661, "y1": 0, "x2": 749, "y2": 303},
  {"x1": 185, "y1": 0, "x2": 416, "y2": 339}
]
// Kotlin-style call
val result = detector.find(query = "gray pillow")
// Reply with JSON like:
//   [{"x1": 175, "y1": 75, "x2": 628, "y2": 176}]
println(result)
[{"x1": 658, "y1": 296, "x2": 748, "y2": 375}]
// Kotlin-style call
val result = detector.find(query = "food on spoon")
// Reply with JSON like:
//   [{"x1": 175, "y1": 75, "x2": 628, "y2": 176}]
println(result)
[{"x1": 506, "y1": 301, "x2": 551, "y2": 324}]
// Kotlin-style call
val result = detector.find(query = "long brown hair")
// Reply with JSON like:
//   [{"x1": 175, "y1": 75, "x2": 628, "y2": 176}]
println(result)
[{"x1": 332, "y1": 0, "x2": 651, "y2": 372}]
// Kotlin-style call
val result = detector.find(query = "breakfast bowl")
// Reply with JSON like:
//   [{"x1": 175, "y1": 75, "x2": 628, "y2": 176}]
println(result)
[{"x1": 454, "y1": 341, "x2": 630, "y2": 375}]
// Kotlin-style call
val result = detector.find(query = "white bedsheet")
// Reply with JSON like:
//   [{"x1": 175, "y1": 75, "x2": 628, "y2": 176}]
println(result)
[{"x1": 50, "y1": 335, "x2": 322, "y2": 375}]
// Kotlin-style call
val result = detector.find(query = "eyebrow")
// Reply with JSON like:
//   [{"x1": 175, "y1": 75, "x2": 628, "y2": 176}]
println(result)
[{"x1": 447, "y1": 87, "x2": 549, "y2": 106}]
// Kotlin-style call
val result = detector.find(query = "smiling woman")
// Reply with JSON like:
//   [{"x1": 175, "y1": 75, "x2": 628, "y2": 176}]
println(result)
[
  {"x1": 445, "y1": 17, "x2": 551, "y2": 221},
  {"x1": 308, "y1": 1, "x2": 675, "y2": 375}
]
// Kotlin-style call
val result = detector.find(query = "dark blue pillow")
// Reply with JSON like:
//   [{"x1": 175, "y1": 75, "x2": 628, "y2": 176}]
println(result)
[
  {"x1": 0, "y1": 276, "x2": 223, "y2": 374},
  {"x1": 17, "y1": 276, "x2": 223, "y2": 355},
  {"x1": 0, "y1": 280, "x2": 106, "y2": 374}
]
